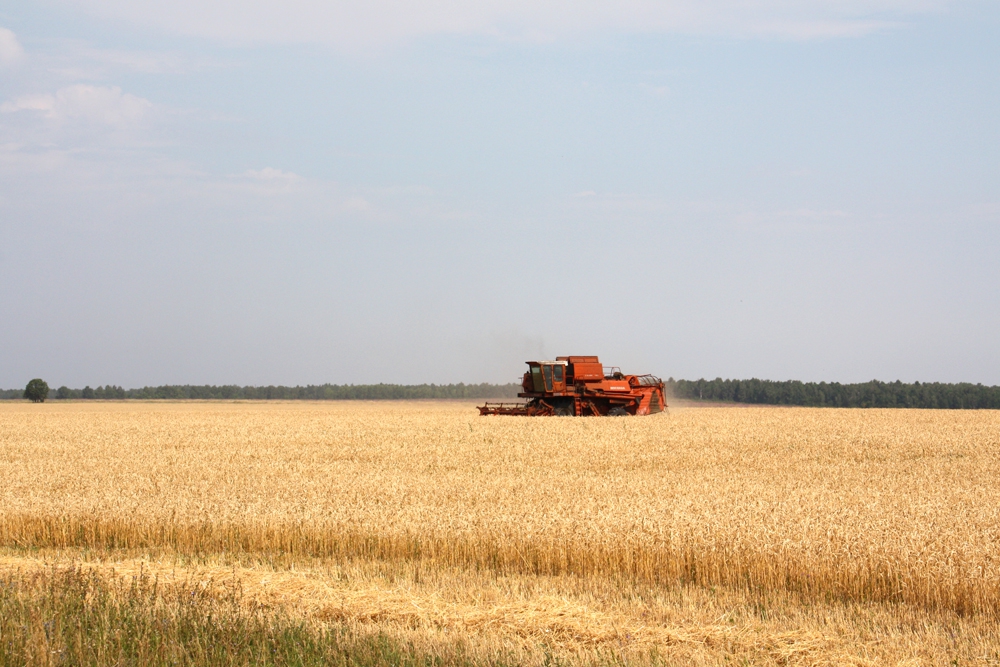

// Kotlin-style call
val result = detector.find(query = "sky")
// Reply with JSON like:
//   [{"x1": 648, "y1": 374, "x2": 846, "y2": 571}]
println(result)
[{"x1": 1, "y1": 0, "x2": 998, "y2": 387}]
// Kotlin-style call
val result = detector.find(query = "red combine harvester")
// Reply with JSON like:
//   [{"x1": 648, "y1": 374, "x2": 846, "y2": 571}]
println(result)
[{"x1": 478, "y1": 356, "x2": 667, "y2": 417}]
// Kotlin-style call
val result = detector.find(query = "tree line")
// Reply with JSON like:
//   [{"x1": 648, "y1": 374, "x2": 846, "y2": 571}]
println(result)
[
  {"x1": 666, "y1": 377, "x2": 1000, "y2": 409},
  {"x1": 0, "y1": 383, "x2": 521, "y2": 401},
  {"x1": 5, "y1": 378, "x2": 1000, "y2": 409}
]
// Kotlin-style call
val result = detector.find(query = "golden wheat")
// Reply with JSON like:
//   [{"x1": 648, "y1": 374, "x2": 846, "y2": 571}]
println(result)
[{"x1": 2, "y1": 400, "x2": 1000, "y2": 663}]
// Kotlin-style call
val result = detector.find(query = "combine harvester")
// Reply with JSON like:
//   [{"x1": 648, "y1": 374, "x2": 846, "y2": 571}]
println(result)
[{"x1": 479, "y1": 356, "x2": 666, "y2": 417}]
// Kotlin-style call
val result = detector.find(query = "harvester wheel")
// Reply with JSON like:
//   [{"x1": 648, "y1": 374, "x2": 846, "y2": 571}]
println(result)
[
  {"x1": 608, "y1": 407, "x2": 629, "y2": 417},
  {"x1": 552, "y1": 399, "x2": 574, "y2": 416}
]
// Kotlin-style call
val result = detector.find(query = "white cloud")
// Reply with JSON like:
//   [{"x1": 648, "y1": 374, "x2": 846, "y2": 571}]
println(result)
[
  {"x1": 0, "y1": 94, "x2": 53, "y2": 114},
  {"x1": 73, "y1": 47, "x2": 208, "y2": 74},
  {"x1": 243, "y1": 167, "x2": 300, "y2": 181},
  {"x1": 49, "y1": 43, "x2": 233, "y2": 79},
  {"x1": 731, "y1": 206, "x2": 851, "y2": 232},
  {"x1": 341, "y1": 196, "x2": 372, "y2": 212},
  {"x1": 234, "y1": 167, "x2": 304, "y2": 195},
  {"x1": 0, "y1": 27, "x2": 24, "y2": 67},
  {"x1": 639, "y1": 83, "x2": 670, "y2": 97},
  {"x1": 1, "y1": 85, "x2": 153, "y2": 125},
  {"x1": 58, "y1": 0, "x2": 954, "y2": 47},
  {"x1": 778, "y1": 208, "x2": 849, "y2": 220}
]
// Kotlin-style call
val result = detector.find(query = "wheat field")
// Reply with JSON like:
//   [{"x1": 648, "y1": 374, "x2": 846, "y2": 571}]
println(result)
[{"x1": 2, "y1": 400, "x2": 1000, "y2": 664}]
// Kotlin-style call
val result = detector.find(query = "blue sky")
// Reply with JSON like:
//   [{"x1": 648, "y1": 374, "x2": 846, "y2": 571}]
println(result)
[{"x1": 1, "y1": 1, "x2": 998, "y2": 387}]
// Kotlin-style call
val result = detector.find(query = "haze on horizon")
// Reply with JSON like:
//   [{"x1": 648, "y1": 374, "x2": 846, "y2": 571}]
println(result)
[{"x1": 1, "y1": 1, "x2": 998, "y2": 389}]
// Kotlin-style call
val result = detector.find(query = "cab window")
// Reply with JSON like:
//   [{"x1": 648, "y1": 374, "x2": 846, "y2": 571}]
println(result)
[
  {"x1": 542, "y1": 365, "x2": 553, "y2": 391},
  {"x1": 531, "y1": 366, "x2": 543, "y2": 392}
]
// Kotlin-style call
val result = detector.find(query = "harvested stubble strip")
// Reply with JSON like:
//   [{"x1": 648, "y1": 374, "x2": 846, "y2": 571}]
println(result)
[
  {"x1": 3, "y1": 513, "x2": 997, "y2": 618},
  {"x1": 0, "y1": 565, "x2": 509, "y2": 667}
]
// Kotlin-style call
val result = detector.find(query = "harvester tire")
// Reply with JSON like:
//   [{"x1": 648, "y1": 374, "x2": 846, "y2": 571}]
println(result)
[
  {"x1": 608, "y1": 407, "x2": 629, "y2": 417},
  {"x1": 553, "y1": 399, "x2": 574, "y2": 416}
]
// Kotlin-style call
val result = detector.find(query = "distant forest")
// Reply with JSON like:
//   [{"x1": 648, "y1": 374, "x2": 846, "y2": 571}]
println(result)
[
  {"x1": 0, "y1": 383, "x2": 521, "y2": 401},
  {"x1": 2, "y1": 378, "x2": 1000, "y2": 409},
  {"x1": 666, "y1": 378, "x2": 1000, "y2": 410}
]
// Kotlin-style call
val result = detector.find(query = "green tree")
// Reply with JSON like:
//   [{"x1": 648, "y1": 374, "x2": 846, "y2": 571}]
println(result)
[
  {"x1": 56, "y1": 386, "x2": 71, "y2": 399},
  {"x1": 23, "y1": 379, "x2": 49, "y2": 403},
  {"x1": 81, "y1": 386, "x2": 95, "y2": 399}
]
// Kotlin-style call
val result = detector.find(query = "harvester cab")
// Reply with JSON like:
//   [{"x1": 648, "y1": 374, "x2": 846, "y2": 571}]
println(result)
[
  {"x1": 524, "y1": 361, "x2": 567, "y2": 393},
  {"x1": 479, "y1": 356, "x2": 666, "y2": 417}
]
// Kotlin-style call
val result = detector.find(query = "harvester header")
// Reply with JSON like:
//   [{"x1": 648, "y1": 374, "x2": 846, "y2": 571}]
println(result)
[{"x1": 479, "y1": 356, "x2": 666, "y2": 417}]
